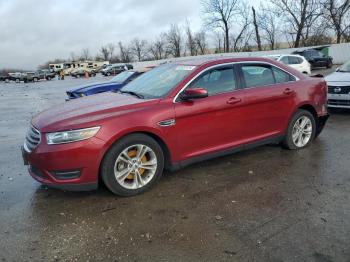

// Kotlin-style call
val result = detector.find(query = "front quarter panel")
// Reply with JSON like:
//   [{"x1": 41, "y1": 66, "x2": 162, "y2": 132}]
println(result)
[{"x1": 96, "y1": 100, "x2": 177, "y2": 163}]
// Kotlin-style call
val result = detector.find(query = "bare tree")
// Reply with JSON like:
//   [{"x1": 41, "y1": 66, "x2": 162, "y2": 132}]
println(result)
[
  {"x1": 107, "y1": 43, "x2": 115, "y2": 61},
  {"x1": 70, "y1": 52, "x2": 78, "y2": 61},
  {"x1": 252, "y1": 7, "x2": 262, "y2": 51},
  {"x1": 195, "y1": 31, "x2": 208, "y2": 55},
  {"x1": 131, "y1": 38, "x2": 148, "y2": 61},
  {"x1": 118, "y1": 42, "x2": 132, "y2": 63},
  {"x1": 322, "y1": 0, "x2": 350, "y2": 43},
  {"x1": 166, "y1": 24, "x2": 182, "y2": 57},
  {"x1": 149, "y1": 33, "x2": 167, "y2": 60},
  {"x1": 214, "y1": 31, "x2": 224, "y2": 53},
  {"x1": 185, "y1": 21, "x2": 198, "y2": 56},
  {"x1": 99, "y1": 46, "x2": 110, "y2": 61},
  {"x1": 201, "y1": 0, "x2": 239, "y2": 52},
  {"x1": 258, "y1": 6, "x2": 280, "y2": 50},
  {"x1": 230, "y1": 3, "x2": 252, "y2": 52},
  {"x1": 80, "y1": 48, "x2": 91, "y2": 61},
  {"x1": 269, "y1": 0, "x2": 321, "y2": 48}
]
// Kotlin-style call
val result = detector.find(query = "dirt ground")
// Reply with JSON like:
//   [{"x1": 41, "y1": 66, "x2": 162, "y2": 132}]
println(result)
[{"x1": 0, "y1": 68, "x2": 349, "y2": 262}]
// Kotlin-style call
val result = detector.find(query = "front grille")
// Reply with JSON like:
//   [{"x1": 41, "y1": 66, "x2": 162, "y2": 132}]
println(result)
[
  {"x1": 328, "y1": 85, "x2": 350, "y2": 94},
  {"x1": 328, "y1": 99, "x2": 350, "y2": 106},
  {"x1": 24, "y1": 125, "x2": 41, "y2": 153}
]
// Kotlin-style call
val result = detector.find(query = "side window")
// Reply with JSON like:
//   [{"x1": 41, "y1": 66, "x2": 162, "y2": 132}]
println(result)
[
  {"x1": 189, "y1": 67, "x2": 236, "y2": 95},
  {"x1": 280, "y1": 56, "x2": 290, "y2": 65},
  {"x1": 289, "y1": 56, "x2": 301, "y2": 64},
  {"x1": 241, "y1": 65, "x2": 275, "y2": 88},
  {"x1": 272, "y1": 67, "x2": 295, "y2": 83}
]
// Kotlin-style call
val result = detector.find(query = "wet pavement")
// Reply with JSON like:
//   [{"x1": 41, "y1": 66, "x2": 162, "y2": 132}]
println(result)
[{"x1": 0, "y1": 70, "x2": 349, "y2": 262}]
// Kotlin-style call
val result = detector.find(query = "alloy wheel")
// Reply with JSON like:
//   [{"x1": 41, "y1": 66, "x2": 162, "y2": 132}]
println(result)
[
  {"x1": 114, "y1": 144, "x2": 158, "y2": 190},
  {"x1": 292, "y1": 116, "x2": 313, "y2": 147}
]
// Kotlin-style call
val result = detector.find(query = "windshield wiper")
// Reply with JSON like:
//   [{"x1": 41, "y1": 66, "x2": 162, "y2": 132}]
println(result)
[{"x1": 118, "y1": 90, "x2": 144, "y2": 99}]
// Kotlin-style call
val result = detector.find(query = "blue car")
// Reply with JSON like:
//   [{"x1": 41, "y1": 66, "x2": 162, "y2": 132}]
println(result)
[{"x1": 66, "y1": 70, "x2": 142, "y2": 100}]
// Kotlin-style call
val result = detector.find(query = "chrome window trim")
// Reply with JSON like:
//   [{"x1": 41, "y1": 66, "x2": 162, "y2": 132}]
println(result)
[{"x1": 172, "y1": 61, "x2": 300, "y2": 103}]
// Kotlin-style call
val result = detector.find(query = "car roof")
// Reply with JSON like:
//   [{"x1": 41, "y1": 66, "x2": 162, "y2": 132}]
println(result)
[
  {"x1": 267, "y1": 54, "x2": 303, "y2": 58},
  {"x1": 173, "y1": 56, "x2": 286, "y2": 67}
]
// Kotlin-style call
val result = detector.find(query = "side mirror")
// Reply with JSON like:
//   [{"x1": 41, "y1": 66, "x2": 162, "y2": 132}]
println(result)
[
  {"x1": 180, "y1": 88, "x2": 208, "y2": 100},
  {"x1": 336, "y1": 67, "x2": 340, "y2": 72}
]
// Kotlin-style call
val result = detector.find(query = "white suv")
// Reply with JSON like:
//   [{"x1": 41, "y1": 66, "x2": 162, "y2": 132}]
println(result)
[{"x1": 267, "y1": 54, "x2": 311, "y2": 75}]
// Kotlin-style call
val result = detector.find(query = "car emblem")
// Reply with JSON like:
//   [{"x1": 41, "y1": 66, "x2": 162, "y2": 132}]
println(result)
[{"x1": 334, "y1": 87, "x2": 342, "y2": 93}]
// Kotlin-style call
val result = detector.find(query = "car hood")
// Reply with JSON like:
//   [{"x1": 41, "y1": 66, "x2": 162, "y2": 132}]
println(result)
[
  {"x1": 32, "y1": 92, "x2": 159, "y2": 133},
  {"x1": 68, "y1": 82, "x2": 121, "y2": 94},
  {"x1": 325, "y1": 71, "x2": 350, "y2": 85}
]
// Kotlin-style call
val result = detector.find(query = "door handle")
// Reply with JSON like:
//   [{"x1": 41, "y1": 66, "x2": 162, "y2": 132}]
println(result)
[
  {"x1": 227, "y1": 97, "x2": 242, "y2": 105},
  {"x1": 283, "y1": 88, "x2": 295, "y2": 95}
]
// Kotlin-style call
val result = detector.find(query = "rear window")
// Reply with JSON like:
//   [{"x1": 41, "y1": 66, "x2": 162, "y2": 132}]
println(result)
[
  {"x1": 241, "y1": 64, "x2": 295, "y2": 88},
  {"x1": 289, "y1": 56, "x2": 302, "y2": 64}
]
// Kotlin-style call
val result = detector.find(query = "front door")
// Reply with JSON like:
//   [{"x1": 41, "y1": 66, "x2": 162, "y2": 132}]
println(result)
[{"x1": 174, "y1": 65, "x2": 246, "y2": 160}]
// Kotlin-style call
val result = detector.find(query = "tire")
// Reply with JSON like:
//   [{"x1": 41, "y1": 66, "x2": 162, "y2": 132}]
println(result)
[
  {"x1": 15, "y1": 78, "x2": 20, "y2": 83},
  {"x1": 283, "y1": 109, "x2": 316, "y2": 150},
  {"x1": 106, "y1": 72, "x2": 111, "y2": 76},
  {"x1": 5, "y1": 78, "x2": 9, "y2": 83},
  {"x1": 326, "y1": 61, "x2": 333, "y2": 69},
  {"x1": 33, "y1": 77, "x2": 38, "y2": 82},
  {"x1": 101, "y1": 133, "x2": 164, "y2": 196},
  {"x1": 46, "y1": 76, "x2": 51, "y2": 81}
]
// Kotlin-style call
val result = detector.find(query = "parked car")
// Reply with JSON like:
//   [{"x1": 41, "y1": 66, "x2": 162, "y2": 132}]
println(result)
[
  {"x1": 66, "y1": 70, "x2": 143, "y2": 99},
  {"x1": 23, "y1": 72, "x2": 41, "y2": 82},
  {"x1": 267, "y1": 54, "x2": 311, "y2": 75},
  {"x1": 0, "y1": 72, "x2": 10, "y2": 82},
  {"x1": 70, "y1": 68, "x2": 96, "y2": 78},
  {"x1": 325, "y1": 60, "x2": 350, "y2": 109},
  {"x1": 37, "y1": 69, "x2": 56, "y2": 81},
  {"x1": 22, "y1": 57, "x2": 329, "y2": 196},
  {"x1": 101, "y1": 64, "x2": 133, "y2": 76},
  {"x1": 293, "y1": 48, "x2": 333, "y2": 69},
  {"x1": 8, "y1": 72, "x2": 25, "y2": 83}
]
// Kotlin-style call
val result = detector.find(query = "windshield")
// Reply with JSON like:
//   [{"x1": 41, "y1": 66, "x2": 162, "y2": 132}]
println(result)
[
  {"x1": 338, "y1": 61, "x2": 350, "y2": 72},
  {"x1": 110, "y1": 71, "x2": 135, "y2": 83},
  {"x1": 120, "y1": 64, "x2": 195, "y2": 99}
]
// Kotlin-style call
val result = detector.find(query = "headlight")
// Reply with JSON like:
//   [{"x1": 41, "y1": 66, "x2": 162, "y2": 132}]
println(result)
[{"x1": 46, "y1": 127, "x2": 100, "y2": 145}]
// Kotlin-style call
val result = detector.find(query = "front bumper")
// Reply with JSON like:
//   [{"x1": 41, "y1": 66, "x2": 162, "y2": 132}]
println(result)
[
  {"x1": 316, "y1": 114, "x2": 329, "y2": 137},
  {"x1": 22, "y1": 136, "x2": 106, "y2": 191},
  {"x1": 328, "y1": 94, "x2": 350, "y2": 108}
]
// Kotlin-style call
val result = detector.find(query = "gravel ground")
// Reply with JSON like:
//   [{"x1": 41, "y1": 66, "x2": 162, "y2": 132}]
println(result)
[{"x1": 0, "y1": 68, "x2": 349, "y2": 262}]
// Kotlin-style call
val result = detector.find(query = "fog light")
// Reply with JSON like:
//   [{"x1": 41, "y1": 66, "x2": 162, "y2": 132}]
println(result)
[{"x1": 51, "y1": 170, "x2": 81, "y2": 180}]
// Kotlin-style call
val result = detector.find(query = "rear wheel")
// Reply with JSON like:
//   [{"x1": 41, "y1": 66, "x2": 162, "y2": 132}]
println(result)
[
  {"x1": 101, "y1": 134, "x2": 164, "y2": 196},
  {"x1": 283, "y1": 110, "x2": 316, "y2": 150}
]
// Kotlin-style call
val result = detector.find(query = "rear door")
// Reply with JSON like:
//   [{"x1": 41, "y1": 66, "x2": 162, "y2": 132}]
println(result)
[
  {"x1": 236, "y1": 63, "x2": 298, "y2": 143},
  {"x1": 174, "y1": 65, "x2": 246, "y2": 160}
]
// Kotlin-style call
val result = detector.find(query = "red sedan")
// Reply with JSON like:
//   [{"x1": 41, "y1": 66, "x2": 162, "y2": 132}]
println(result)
[{"x1": 22, "y1": 57, "x2": 329, "y2": 196}]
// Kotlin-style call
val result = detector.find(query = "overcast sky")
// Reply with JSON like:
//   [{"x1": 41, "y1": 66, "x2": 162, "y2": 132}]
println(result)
[{"x1": 0, "y1": 0, "x2": 207, "y2": 69}]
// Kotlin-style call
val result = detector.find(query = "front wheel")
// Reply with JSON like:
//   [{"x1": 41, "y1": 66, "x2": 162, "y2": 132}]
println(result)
[
  {"x1": 101, "y1": 134, "x2": 164, "y2": 196},
  {"x1": 283, "y1": 110, "x2": 316, "y2": 150}
]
